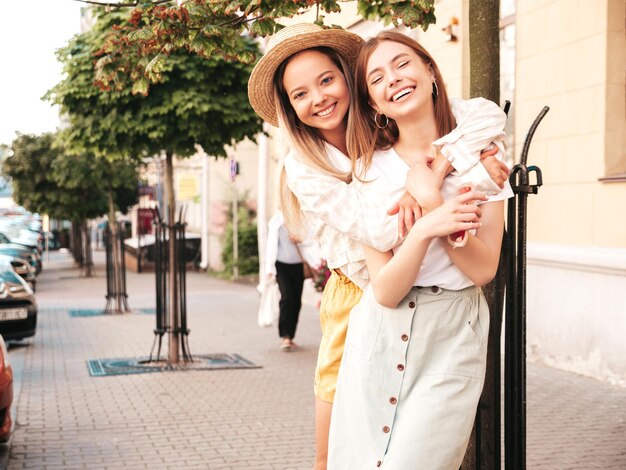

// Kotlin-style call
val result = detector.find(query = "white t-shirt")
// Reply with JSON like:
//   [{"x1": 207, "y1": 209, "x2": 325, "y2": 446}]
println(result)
[{"x1": 358, "y1": 147, "x2": 514, "y2": 290}]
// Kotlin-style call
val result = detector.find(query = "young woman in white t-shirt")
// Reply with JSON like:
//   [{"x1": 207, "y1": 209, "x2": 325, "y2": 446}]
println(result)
[{"x1": 327, "y1": 31, "x2": 513, "y2": 469}]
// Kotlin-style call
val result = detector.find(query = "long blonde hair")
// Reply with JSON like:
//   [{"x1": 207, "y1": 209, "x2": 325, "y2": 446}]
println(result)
[
  {"x1": 348, "y1": 31, "x2": 457, "y2": 179},
  {"x1": 273, "y1": 47, "x2": 357, "y2": 241}
]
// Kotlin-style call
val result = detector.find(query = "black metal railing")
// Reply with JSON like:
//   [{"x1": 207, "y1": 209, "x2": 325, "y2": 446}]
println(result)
[
  {"x1": 149, "y1": 207, "x2": 192, "y2": 362},
  {"x1": 104, "y1": 222, "x2": 130, "y2": 313},
  {"x1": 504, "y1": 106, "x2": 549, "y2": 469}
]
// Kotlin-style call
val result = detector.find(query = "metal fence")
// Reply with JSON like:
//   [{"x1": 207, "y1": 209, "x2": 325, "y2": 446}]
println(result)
[
  {"x1": 503, "y1": 106, "x2": 549, "y2": 469},
  {"x1": 104, "y1": 222, "x2": 130, "y2": 313},
  {"x1": 149, "y1": 208, "x2": 192, "y2": 363}
]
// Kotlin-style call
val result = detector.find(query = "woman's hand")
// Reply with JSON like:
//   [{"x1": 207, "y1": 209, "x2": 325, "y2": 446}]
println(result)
[
  {"x1": 416, "y1": 189, "x2": 487, "y2": 240},
  {"x1": 429, "y1": 153, "x2": 450, "y2": 187},
  {"x1": 386, "y1": 191, "x2": 423, "y2": 238},
  {"x1": 480, "y1": 144, "x2": 509, "y2": 189},
  {"x1": 405, "y1": 162, "x2": 443, "y2": 212}
]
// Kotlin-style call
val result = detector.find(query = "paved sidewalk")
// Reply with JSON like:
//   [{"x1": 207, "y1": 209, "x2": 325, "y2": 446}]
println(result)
[{"x1": 5, "y1": 250, "x2": 626, "y2": 469}]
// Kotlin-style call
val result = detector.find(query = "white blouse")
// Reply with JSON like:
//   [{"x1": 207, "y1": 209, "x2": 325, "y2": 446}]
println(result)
[
  {"x1": 359, "y1": 146, "x2": 513, "y2": 290},
  {"x1": 283, "y1": 97, "x2": 510, "y2": 289}
]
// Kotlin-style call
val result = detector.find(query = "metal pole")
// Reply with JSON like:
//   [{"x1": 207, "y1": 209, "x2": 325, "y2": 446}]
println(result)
[
  {"x1": 232, "y1": 185, "x2": 239, "y2": 280},
  {"x1": 200, "y1": 154, "x2": 210, "y2": 270},
  {"x1": 177, "y1": 206, "x2": 191, "y2": 362},
  {"x1": 256, "y1": 124, "x2": 269, "y2": 283},
  {"x1": 104, "y1": 226, "x2": 113, "y2": 313},
  {"x1": 504, "y1": 106, "x2": 548, "y2": 470},
  {"x1": 505, "y1": 168, "x2": 521, "y2": 470},
  {"x1": 119, "y1": 223, "x2": 130, "y2": 312},
  {"x1": 164, "y1": 152, "x2": 179, "y2": 364}
]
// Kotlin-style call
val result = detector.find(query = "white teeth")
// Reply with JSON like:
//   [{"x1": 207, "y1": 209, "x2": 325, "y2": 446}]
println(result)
[
  {"x1": 316, "y1": 103, "x2": 335, "y2": 117},
  {"x1": 392, "y1": 87, "x2": 413, "y2": 101}
]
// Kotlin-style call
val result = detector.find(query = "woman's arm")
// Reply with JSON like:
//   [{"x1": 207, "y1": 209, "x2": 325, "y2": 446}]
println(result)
[
  {"x1": 441, "y1": 201, "x2": 505, "y2": 286},
  {"x1": 284, "y1": 153, "x2": 405, "y2": 251},
  {"x1": 432, "y1": 97, "x2": 509, "y2": 195},
  {"x1": 407, "y1": 162, "x2": 505, "y2": 286},
  {"x1": 365, "y1": 190, "x2": 485, "y2": 308},
  {"x1": 264, "y1": 215, "x2": 281, "y2": 277}
]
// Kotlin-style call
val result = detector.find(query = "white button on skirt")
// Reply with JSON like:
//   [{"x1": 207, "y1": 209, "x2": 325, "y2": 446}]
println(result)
[{"x1": 328, "y1": 285, "x2": 489, "y2": 470}]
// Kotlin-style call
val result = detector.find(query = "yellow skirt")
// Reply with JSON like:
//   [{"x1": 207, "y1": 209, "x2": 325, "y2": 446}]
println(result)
[{"x1": 314, "y1": 270, "x2": 363, "y2": 403}]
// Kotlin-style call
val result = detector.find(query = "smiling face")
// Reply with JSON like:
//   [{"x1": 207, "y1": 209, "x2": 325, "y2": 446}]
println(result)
[
  {"x1": 281, "y1": 49, "x2": 350, "y2": 138},
  {"x1": 365, "y1": 40, "x2": 435, "y2": 123}
]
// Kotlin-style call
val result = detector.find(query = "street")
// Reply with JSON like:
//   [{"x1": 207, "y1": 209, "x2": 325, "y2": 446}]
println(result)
[{"x1": 2, "y1": 250, "x2": 625, "y2": 469}]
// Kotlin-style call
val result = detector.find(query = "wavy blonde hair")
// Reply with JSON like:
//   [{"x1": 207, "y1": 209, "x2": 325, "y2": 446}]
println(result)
[
  {"x1": 273, "y1": 46, "x2": 357, "y2": 241},
  {"x1": 348, "y1": 31, "x2": 457, "y2": 179}
]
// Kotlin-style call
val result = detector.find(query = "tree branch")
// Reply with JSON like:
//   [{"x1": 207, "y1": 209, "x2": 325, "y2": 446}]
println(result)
[{"x1": 72, "y1": 0, "x2": 172, "y2": 8}]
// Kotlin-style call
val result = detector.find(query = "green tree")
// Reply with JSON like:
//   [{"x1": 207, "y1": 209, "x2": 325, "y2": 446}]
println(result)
[
  {"x1": 53, "y1": 153, "x2": 139, "y2": 277},
  {"x1": 2, "y1": 133, "x2": 64, "y2": 219},
  {"x1": 2, "y1": 133, "x2": 139, "y2": 276},
  {"x1": 222, "y1": 202, "x2": 259, "y2": 277},
  {"x1": 48, "y1": 7, "x2": 263, "y2": 361}
]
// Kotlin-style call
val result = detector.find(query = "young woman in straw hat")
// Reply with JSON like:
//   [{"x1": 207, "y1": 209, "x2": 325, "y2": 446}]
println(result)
[
  {"x1": 248, "y1": 23, "x2": 508, "y2": 469},
  {"x1": 326, "y1": 31, "x2": 513, "y2": 469}
]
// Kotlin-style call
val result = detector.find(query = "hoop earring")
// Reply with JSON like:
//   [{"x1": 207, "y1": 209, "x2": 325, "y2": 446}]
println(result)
[
  {"x1": 374, "y1": 112, "x2": 389, "y2": 129},
  {"x1": 432, "y1": 81, "x2": 439, "y2": 99}
]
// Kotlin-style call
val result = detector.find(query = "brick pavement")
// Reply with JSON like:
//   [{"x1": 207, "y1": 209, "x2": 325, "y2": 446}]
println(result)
[{"x1": 4, "y1": 250, "x2": 626, "y2": 469}]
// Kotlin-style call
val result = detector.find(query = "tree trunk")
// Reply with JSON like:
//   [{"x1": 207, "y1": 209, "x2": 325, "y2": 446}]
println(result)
[
  {"x1": 82, "y1": 220, "x2": 94, "y2": 277},
  {"x1": 164, "y1": 151, "x2": 180, "y2": 363},
  {"x1": 72, "y1": 221, "x2": 84, "y2": 267},
  {"x1": 462, "y1": 2, "x2": 503, "y2": 469},
  {"x1": 469, "y1": 0, "x2": 501, "y2": 102},
  {"x1": 108, "y1": 189, "x2": 123, "y2": 313}
]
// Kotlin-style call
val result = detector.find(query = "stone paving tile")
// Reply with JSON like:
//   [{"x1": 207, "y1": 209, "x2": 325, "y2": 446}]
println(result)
[{"x1": 5, "y1": 250, "x2": 626, "y2": 469}]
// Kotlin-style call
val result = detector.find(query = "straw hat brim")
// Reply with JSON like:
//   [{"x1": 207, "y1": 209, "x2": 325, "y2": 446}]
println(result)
[{"x1": 248, "y1": 28, "x2": 364, "y2": 127}]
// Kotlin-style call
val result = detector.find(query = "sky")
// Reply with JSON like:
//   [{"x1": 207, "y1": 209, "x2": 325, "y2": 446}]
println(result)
[{"x1": 0, "y1": 0, "x2": 84, "y2": 146}]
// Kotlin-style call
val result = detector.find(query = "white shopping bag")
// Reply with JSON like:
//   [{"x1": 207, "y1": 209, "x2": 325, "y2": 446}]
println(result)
[{"x1": 257, "y1": 279, "x2": 279, "y2": 327}]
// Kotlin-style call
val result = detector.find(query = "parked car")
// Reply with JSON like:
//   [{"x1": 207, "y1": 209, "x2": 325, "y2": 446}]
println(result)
[
  {"x1": 0, "y1": 241, "x2": 40, "y2": 275},
  {"x1": 0, "y1": 226, "x2": 42, "y2": 255},
  {"x1": 0, "y1": 258, "x2": 37, "y2": 341},
  {"x1": 0, "y1": 335, "x2": 12, "y2": 442},
  {"x1": 3, "y1": 256, "x2": 36, "y2": 292}
]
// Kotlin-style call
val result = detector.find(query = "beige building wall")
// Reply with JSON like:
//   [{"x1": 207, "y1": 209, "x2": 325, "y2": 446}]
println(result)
[
  {"x1": 411, "y1": 0, "x2": 466, "y2": 99},
  {"x1": 517, "y1": 0, "x2": 626, "y2": 248},
  {"x1": 512, "y1": 0, "x2": 626, "y2": 385}
]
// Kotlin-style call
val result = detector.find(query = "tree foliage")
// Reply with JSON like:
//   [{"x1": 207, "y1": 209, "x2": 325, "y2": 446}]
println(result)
[
  {"x1": 48, "y1": 7, "x2": 263, "y2": 160},
  {"x1": 2, "y1": 133, "x2": 64, "y2": 218},
  {"x1": 92, "y1": 0, "x2": 435, "y2": 88},
  {"x1": 2, "y1": 133, "x2": 138, "y2": 221},
  {"x1": 222, "y1": 203, "x2": 259, "y2": 276}
]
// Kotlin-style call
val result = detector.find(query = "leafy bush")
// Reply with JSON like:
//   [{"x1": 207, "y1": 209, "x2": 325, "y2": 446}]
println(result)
[{"x1": 222, "y1": 204, "x2": 259, "y2": 277}]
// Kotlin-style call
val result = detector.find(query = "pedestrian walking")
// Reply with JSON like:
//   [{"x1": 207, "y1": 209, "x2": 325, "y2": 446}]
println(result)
[{"x1": 265, "y1": 211, "x2": 311, "y2": 351}]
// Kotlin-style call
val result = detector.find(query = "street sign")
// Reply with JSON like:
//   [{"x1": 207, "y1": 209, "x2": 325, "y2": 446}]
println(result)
[{"x1": 229, "y1": 158, "x2": 238, "y2": 182}]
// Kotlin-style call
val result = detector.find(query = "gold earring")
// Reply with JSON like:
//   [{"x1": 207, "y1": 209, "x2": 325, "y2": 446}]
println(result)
[
  {"x1": 432, "y1": 81, "x2": 439, "y2": 99},
  {"x1": 374, "y1": 112, "x2": 389, "y2": 129}
]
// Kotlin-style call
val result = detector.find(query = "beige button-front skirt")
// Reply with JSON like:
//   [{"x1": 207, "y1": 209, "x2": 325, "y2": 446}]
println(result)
[{"x1": 328, "y1": 284, "x2": 489, "y2": 470}]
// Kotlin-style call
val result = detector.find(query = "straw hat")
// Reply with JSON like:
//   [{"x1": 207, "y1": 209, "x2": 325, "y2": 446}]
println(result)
[{"x1": 248, "y1": 23, "x2": 364, "y2": 127}]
